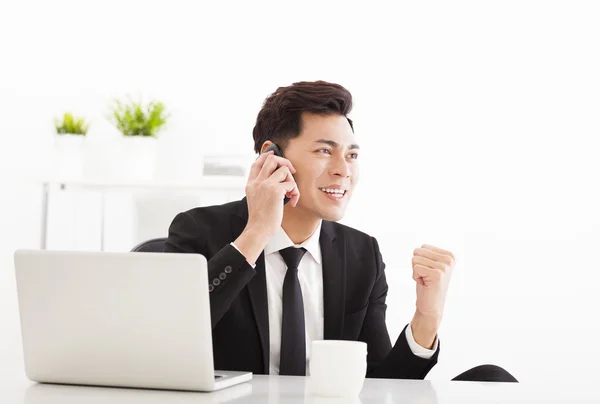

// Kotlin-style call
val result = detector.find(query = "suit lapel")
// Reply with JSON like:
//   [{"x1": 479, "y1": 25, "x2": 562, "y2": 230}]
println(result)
[
  {"x1": 320, "y1": 221, "x2": 346, "y2": 340},
  {"x1": 246, "y1": 253, "x2": 269, "y2": 373},
  {"x1": 231, "y1": 198, "x2": 270, "y2": 374}
]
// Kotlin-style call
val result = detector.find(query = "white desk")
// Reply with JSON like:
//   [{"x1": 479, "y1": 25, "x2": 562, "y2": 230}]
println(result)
[
  {"x1": 34, "y1": 177, "x2": 247, "y2": 250},
  {"x1": 3, "y1": 374, "x2": 599, "y2": 404}
]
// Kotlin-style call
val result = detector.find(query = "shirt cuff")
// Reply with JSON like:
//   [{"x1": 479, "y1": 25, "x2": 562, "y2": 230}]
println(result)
[
  {"x1": 230, "y1": 242, "x2": 256, "y2": 268},
  {"x1": 405, "y1": 323, "x2": 438, "y2": 359}
]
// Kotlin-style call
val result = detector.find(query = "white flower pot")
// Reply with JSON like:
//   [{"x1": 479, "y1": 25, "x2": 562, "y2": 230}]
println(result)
[
  {"x1": 53, "y1": 134, "x2": 86, "y2": 180},
  {"x1": 119, "y1": 136, "x2": 158, "y2": 183},
  {"x1": 81, "y1": 135, "x2": 113, "y2": 182}
]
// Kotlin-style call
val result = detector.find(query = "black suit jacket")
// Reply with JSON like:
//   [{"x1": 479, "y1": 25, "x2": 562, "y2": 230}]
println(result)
[{"x1": 164, "y1": 198, "x2": 439, "y2": 379}]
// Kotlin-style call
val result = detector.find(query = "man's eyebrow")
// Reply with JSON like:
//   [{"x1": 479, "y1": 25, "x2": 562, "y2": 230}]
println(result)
[{"x1": 314, "y1": 139, "x2": 360, "y2": 150}]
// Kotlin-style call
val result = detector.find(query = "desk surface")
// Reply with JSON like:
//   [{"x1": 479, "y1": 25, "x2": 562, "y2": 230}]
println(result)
[{"x1": 2, "y1": 373, "x2": 598, "y2": 404}]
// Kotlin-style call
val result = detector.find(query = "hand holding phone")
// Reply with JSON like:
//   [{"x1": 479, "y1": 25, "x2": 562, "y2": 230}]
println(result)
[
  {"x1": 242, "y1": 145, "x2": 299, "y2": 239},
  {"x1": 262, "y1": 144, "x2": 291, "y2": 205}
]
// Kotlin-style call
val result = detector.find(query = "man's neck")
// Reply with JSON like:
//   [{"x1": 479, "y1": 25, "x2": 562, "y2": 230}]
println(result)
[{"x1": 281, "y1": 207, "x2": 321, "y2": 245}]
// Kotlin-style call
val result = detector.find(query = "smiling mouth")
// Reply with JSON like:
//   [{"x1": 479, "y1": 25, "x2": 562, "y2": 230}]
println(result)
[{"x1": 319, "y1": 188, "x2": 347, "y2": 199}]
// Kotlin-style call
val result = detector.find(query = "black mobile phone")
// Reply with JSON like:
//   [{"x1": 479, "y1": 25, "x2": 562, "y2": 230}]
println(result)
[{"x1": 262, "y1": 143, "x2": 290, "y2": 205}]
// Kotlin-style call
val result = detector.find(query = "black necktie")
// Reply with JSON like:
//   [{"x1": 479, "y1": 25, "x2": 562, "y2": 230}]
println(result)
[{"x1": 278, "y1": 246, "x2": 307, "y2": 376}]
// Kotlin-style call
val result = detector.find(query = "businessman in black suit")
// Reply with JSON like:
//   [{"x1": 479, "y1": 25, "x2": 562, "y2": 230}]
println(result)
[{"x1": 165, "y1": 81, "x2": 517, "y2": 382}]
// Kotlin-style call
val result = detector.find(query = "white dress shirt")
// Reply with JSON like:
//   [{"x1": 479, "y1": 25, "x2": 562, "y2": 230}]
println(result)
[{"x1": 233, "y1": 222, "x2": 438, "y2": 375}]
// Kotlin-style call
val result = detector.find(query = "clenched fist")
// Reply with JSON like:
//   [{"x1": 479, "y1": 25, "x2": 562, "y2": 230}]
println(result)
[{"x1": 410, "y1": 244, "x2": 456, "y2": 349}]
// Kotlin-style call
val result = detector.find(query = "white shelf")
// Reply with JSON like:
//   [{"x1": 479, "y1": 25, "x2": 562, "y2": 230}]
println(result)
[{"x1": 27, "y1": 176, "x2": 248, "y2": 191}]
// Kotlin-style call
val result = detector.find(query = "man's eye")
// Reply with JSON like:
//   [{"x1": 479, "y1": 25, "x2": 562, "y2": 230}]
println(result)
[
  {"x1": 318, "y1": 149, "x2": 332, "y2": 154},
  {"x1": 348, "y1": 153, "x2": 359, "y2": 159}
]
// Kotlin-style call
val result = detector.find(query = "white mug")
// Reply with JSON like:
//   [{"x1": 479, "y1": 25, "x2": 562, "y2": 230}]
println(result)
[{"x1": 308, "y1": 340, "x2": 367, "y2": 397}]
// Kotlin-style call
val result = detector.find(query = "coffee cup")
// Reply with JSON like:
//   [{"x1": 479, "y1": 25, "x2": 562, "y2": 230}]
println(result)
[{"x1": 308, "y1": 340, "x2": 367, "y2": 397}]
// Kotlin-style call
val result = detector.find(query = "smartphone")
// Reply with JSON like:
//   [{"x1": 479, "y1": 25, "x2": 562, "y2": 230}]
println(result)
[{"x1": 262, "y1": 143, "x2": 291, "y2": 205}]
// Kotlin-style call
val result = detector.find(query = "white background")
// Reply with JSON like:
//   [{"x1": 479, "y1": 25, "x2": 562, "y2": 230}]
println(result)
[{"x1": 1, "y1": 0, "x2": 600, "y2": 384}]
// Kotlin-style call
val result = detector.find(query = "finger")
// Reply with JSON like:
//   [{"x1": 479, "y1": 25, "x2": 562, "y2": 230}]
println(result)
[
  {"x1": 289, "y1": 189, "x2": 300, "y2": 207},
  {"x1": 258, "y1": 155, "x2": 296, "y2": 181},
  {"x1": 281, "y1": 181, "x2": 301, "y2": 207},
  {"x1": 413, "y1": 264, "x2": 443, "y2": 283},
  {"x1": 413, "y1": 247, "x2": 453, "y2": 266},
  {"x1": 249, "y1": 150, "x2": 273, "y2": 179},
  {"x1": 413, "y1": 271, "x2": 425, "y2": 286},
  {"x1": 422, "y1": 244, "x2": 455, "y2": 260},
  {"x1": 257, "y1": 154, "x2": 282, "y2": 180},
  {"x1": 412, "y1": 255, "x2": 446, "y2": 271},
  {"x1": 413, "y1": 264, "x2": 428, "y2": 285},
  {"x1": 269, "y1": 165, "x2": 294, "y2": 184},
  {"x1": 272, "y1": 166, "x2": 300, "y2": 204},
  {"x1": 272, "y1": 155, "x2": 296, "y2": 174}
]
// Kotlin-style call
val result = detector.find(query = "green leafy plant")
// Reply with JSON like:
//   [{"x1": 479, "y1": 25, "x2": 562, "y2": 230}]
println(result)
[
  {"x1": 55, "y1": 113, "x2": 89, "y2": 135},
  {"x1": 109, "y1": 98, "x2": 169, "y2": 137}
]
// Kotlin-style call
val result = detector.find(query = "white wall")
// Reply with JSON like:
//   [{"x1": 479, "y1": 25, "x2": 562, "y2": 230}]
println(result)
[{"x1": 2, "y1": 0, "x2": 600, "y2": 384}]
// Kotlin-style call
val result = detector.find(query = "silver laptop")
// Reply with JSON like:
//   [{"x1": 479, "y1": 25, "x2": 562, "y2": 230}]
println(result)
[{"x1": 14, "y1": 249, "x2": 252, "y2": 392}]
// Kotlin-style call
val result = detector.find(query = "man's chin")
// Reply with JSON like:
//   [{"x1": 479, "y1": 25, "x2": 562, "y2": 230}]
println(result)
[{"x1": 319, "y1": 208, "x2": 347, "y2": 222}]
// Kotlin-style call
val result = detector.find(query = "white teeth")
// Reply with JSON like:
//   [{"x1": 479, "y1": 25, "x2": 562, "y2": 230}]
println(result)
[{"x1": 320, "y1": 188, "x2": 346, "y2": 196}]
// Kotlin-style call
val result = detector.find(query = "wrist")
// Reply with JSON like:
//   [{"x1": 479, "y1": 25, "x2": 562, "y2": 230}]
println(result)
[
  {"x1": 244, "y1": 221, "x2": 272, "y2": 241},
  {"x1": 234, "y1": 226, "x2": 270, "y2": 265},
  {"x1": 410, "y1": 312, "x2": 440, "y2": 350}
]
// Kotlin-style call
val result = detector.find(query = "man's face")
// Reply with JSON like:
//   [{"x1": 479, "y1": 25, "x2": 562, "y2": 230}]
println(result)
[{"x1": 275, "y1": 112, "x2": 360, "y2": 222}]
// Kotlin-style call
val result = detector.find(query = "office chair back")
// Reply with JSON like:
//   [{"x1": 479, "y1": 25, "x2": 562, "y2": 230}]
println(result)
[{"x1": 131, "y1": 237, "x2": 167, "y2": 253}]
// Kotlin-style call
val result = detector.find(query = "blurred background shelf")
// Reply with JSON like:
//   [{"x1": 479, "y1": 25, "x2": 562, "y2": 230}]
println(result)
[
  {"x1": 31, "y1": 176, "x2": 247, "y2": 251},
  {"x1": 30, "y1": 175, "x2": 248, "y2": 190}
]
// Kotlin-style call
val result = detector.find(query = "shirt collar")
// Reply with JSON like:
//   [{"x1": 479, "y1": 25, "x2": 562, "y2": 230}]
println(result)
[{"x1": 264, "y1": 221, "x2": 322, "y2": 265}]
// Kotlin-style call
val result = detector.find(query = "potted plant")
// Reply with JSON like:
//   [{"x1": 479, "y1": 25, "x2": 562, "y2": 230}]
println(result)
[
  {"x1": 53, "y1": 112, "x2": 90, "y2": 180},
  {"x1": 109, "y1": 98, "x2": 169, "y2": 182}
]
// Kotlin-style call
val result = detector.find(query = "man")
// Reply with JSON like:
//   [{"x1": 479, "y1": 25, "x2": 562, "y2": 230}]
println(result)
[{"x1": 165, "y1": 81, "x2": 517, "y2": 382}]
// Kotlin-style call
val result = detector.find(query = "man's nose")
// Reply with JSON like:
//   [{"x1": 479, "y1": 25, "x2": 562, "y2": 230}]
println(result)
[{"x1": 331, "y1": 157, "x2": 352, "y2": 178}]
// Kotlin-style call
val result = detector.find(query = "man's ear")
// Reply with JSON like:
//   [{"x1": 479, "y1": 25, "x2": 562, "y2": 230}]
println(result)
[{"x1": 260, "y1": 141, "x2": 274, "y2": 154}]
